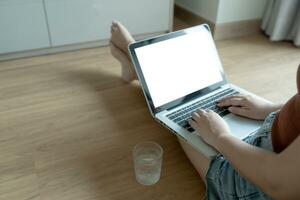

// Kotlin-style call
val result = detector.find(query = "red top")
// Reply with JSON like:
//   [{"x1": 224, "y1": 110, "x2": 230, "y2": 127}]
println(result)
[{"x1": 271, "y1": 65, "x2": 300, "y2": 153}]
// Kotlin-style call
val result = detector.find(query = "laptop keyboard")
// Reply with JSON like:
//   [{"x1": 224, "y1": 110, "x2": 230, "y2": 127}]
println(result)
[{"x1": 166, "y1": 88, "x2": 239, "y2": 133}]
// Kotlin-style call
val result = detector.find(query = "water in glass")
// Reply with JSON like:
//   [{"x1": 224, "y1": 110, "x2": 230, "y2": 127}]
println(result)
[{"x1": 133, "y1": 142, "x2": 163, "y2": 185}]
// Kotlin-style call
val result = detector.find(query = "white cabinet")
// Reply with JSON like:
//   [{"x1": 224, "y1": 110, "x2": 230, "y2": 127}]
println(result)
[
  {"x1": 0, "y1": 0, "x2": 173, "y2": 59},
  {"x1": 44, "y1": 0, "x2": 172, "y2": 46},
  {"x1": 0, "y1": 0, "x2": 50, "y2": 54}
]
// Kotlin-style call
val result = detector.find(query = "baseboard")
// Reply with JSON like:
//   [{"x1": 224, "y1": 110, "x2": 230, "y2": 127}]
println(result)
[
  {"x1": 214, "y1": 19, "x2": 262, "y2": 40},
  {"x1": 0, "y1": 40, "x2": 108, "y2": 62},
  {"x1": 174, "y1": 4, "x2": 262, "y2": 40},
  {"x1": 0, "y1": 31, "x2": 167, "y2": 61},
  {"x1": 174, "y1": 4, "x2": 216, "y2": 33}
]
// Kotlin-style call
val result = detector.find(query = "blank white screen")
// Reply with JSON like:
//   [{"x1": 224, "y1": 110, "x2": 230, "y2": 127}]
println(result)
[{"x1": 135, "y1": 27, "x2": 223, "y2": 108}]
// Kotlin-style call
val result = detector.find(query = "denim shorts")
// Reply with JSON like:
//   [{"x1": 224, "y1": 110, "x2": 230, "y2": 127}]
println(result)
[{"x1": 205, "y1": 112, "x2": 277, "y2": 200}]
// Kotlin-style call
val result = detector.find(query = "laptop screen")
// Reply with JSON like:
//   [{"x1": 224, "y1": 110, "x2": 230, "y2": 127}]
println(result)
[{"x1": 134, "y1": 26, "x2": 224, "y2": 108}]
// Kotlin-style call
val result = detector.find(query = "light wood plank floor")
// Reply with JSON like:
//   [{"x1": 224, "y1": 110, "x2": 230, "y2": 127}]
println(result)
[{"x1": 0, "y1": 19, "x2": 300, "y2": 200}]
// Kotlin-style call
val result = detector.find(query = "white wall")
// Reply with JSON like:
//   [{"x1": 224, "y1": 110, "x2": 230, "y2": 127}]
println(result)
[
  {"x1": 175, "y1": 0, "x2": 268, "y2": 24},
  {"x1": 175, "y1": 0, "x2": 219, "y2": 23},
  {"x1": 216, "y1": 0, "x2": 268, "y2": 24}
]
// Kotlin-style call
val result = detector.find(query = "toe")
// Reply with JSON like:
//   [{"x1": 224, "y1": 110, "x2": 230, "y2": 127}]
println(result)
[
  {"x1": 111, "y1": 20, "x2": 119, "y2": 31},
  {"x1": 111, "y1": 25, "x2": 118, "y2": 33}
]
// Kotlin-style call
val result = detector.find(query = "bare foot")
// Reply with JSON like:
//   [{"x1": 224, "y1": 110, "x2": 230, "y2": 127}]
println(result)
[
  {"x1": 110, "y1": 21, "x2": 137, "y2": 82},
  {"x1": 110, "y1": 21, "x2": 135, "y2": 56}
]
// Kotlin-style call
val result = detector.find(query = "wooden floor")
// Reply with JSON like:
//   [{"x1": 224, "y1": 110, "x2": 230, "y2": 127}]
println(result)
[{"x1": 0, "y1": 18, "x2": 300, "y2": 200}]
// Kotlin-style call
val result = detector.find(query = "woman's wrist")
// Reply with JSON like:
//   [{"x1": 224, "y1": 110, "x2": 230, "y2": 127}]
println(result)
[
  {"x1": 214, "y1": 133, "x2": 232, "y2": 152},
  {"x1": 262, "y1": 103, "x2": 282, "y2": 119}
]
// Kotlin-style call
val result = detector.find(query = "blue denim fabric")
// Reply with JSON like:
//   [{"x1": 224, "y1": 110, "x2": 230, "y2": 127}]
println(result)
[{"x1": 205, "y1": 112, "x2": 277, "y2": 200}]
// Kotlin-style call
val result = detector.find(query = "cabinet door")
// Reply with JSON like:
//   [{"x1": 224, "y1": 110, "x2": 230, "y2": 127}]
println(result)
[
  {"x1": 0, "y1": 0, "x2": 50, "y2": 54},
  {"x1": 44, "y1": 0, "x2": 171, "y2": 46}
]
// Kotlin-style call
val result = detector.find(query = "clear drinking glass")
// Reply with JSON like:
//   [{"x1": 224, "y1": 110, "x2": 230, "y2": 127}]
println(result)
[{"x1": 133, "y1": 141, "x2": 163, "y2": 186}]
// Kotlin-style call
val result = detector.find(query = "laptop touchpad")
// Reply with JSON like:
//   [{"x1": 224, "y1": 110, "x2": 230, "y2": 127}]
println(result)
[{"x1": 224, "y1": 114, "x2": 263, "y2": 139}]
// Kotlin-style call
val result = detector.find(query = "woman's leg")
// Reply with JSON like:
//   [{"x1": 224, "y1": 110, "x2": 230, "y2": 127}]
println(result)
[
  {"x1": 110, "y1": 21, "x2": 211, "y2": 181},
  {"x1": 110, "y1": 21, "x2": 136, "y2": 82},
  {"x1": 177, "y1": 138, "x2": 210, "y2": 181}
]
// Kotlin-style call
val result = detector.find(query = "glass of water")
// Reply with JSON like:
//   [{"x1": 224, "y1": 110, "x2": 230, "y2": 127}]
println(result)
[{"x1": 133, "y1": 141, "x2": 163, "y2": 186}]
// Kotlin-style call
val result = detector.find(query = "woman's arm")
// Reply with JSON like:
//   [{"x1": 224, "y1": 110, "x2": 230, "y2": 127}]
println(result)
[
  {"x1": 215, "y1": 132, "x2": 300, "y2": 199},
  {"x1": 215, "y1": 135, "x2": 278, "y2": 198},
  {"x1": 189, "y1": 109, "x2": 300, "y2": 199}
]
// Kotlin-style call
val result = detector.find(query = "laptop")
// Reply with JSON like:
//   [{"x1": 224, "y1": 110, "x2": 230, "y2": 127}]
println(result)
[{"x1": 128, "y1": 24, "x2": 265, "y2": 157}]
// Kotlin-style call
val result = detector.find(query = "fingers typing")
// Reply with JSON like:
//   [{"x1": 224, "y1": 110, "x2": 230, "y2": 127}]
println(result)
[
  {"x1": 217, "y1": 97, "x2": 246, "y2": 107},
  {"x1": 228, "y1": 106, "x2": 250, "y2": 117},
  {"x1": 188, "y1": 119, "x2": 197, "y2": 128},
  {"x1": 191, "y1": 112, "x2": 201, "y2": 122},
  {"x1": 218, "y1": 94, "x2": 244, "y2": 103},
  {"x1": 196, "y1": 109, "x2": 207, "y2": 116}
]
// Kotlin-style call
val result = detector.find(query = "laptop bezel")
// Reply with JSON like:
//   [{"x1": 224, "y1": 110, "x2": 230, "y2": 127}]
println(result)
[{"x1": 128, "y1": 24, "x2": 228, "y2": 115}]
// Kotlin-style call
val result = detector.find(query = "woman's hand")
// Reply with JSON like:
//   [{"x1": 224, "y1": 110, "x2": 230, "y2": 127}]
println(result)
[
  {"x1": 217, "y1": 94, "x2": 282, "y2": 120},
  {"x1": 188, "y1": 109, "x2": 231, "y2": 148}
]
